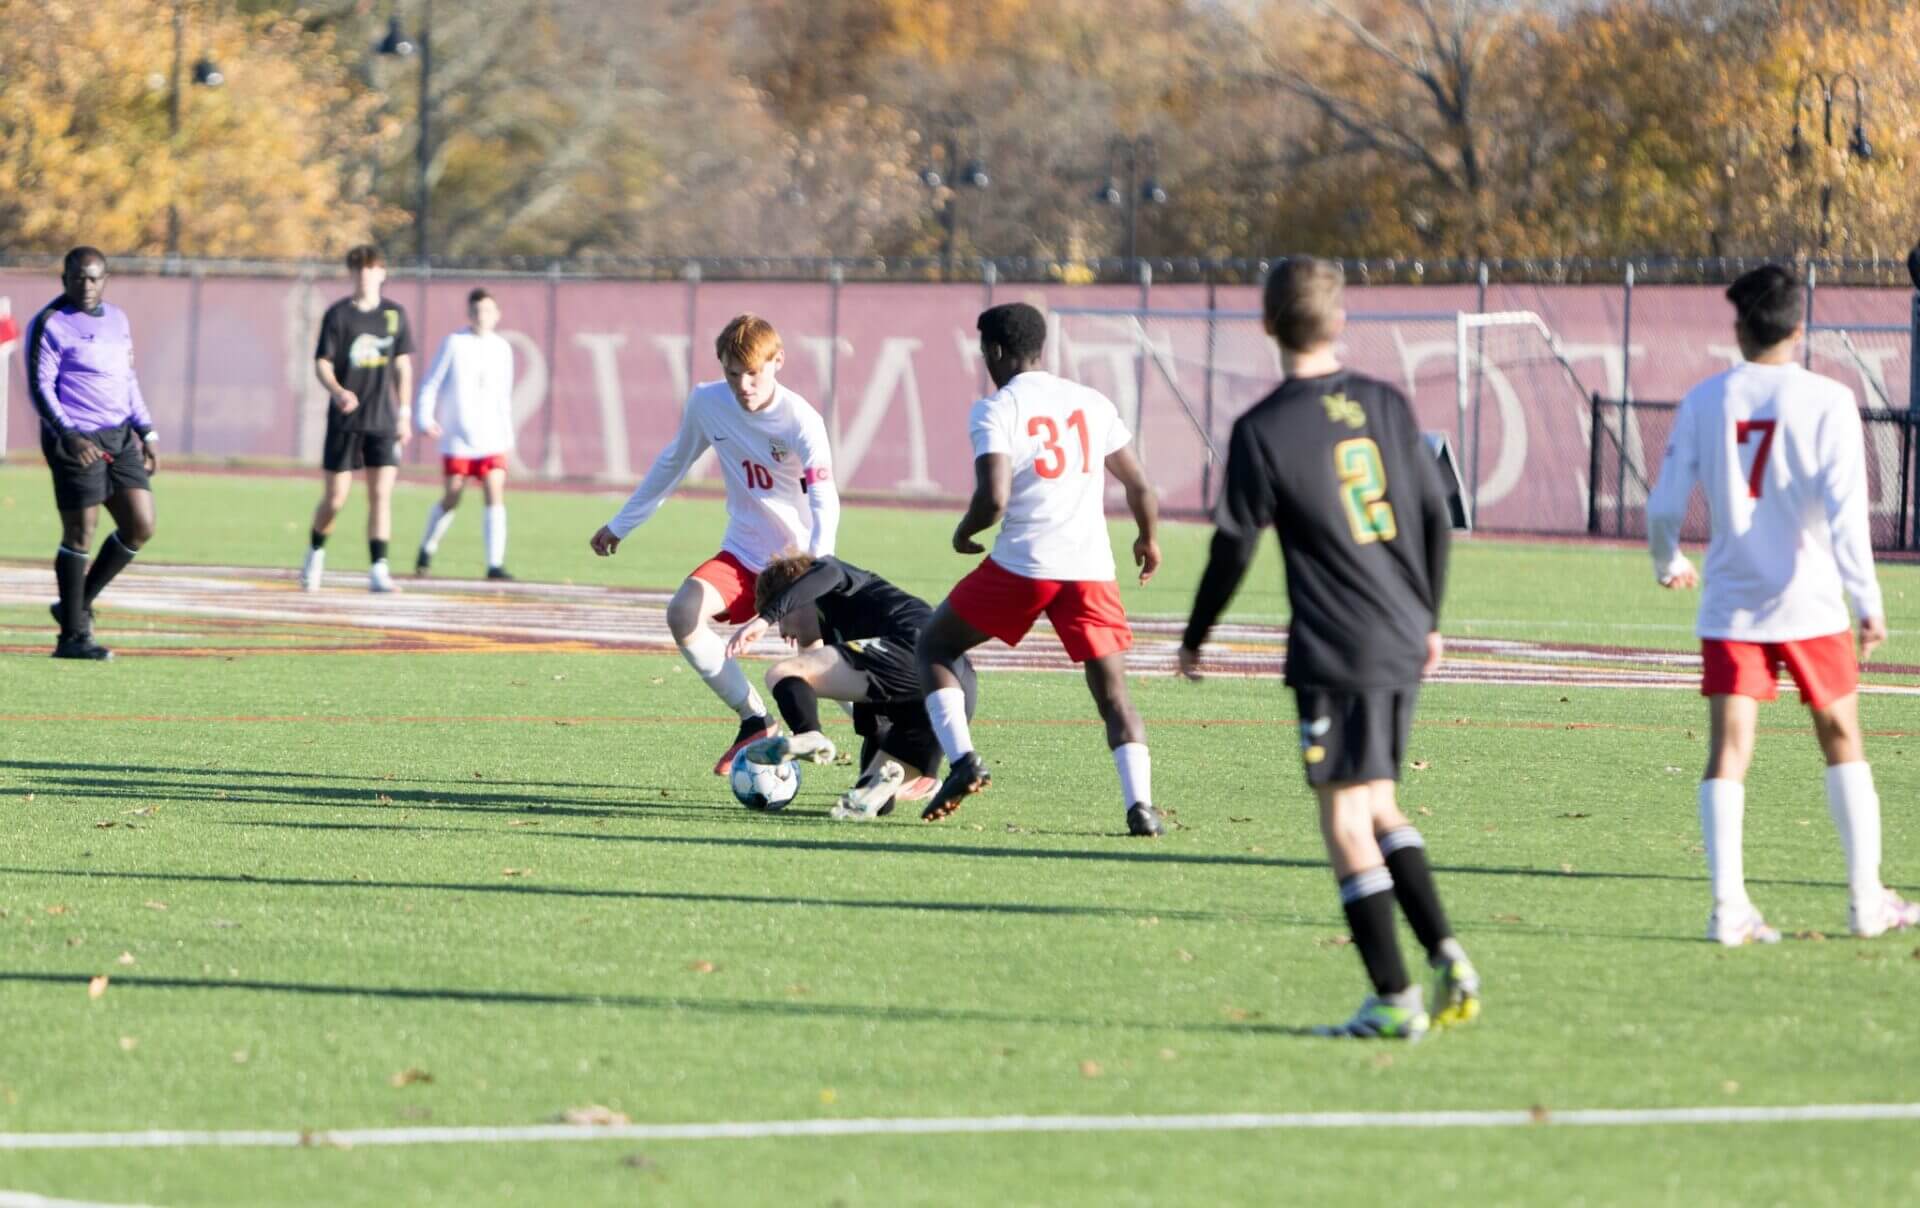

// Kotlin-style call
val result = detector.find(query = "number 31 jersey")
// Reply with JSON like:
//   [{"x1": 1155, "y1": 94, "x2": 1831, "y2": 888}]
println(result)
[
  {"x1": 1648, "y1": 361, "x2": 1882, "y2": 642},
  {"x1": 969, "y1": 371, "x2": 1133, "y2": 582}
]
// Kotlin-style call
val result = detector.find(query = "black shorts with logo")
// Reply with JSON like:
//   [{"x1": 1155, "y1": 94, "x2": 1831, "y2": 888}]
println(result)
[
  {"x1": 323, "y1": 424, "x2": 402, "y2": 472},
  {"x1": 842, "y1": 638, "x2": 976, "y2": 776},
  {"x1": 41, "y1": 423, "x2": 152, "y2": 511},
  {"x1": 1293, "y1": 686, "x2": 1418, "y2": 786}
]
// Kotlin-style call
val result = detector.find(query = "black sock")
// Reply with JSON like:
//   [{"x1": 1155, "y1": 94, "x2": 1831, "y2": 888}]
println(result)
[
  {"x1": 1339, "y1": 869, "x2": 1410, "y2": 996},
  {"x1": 55, "y1": 546, "x2": 89, "y2": 636},
  {"x1": 310, "y1": 530, "x2": 328, "y2": 551},
  {"x1": 772, "y1": 676, "x2": 821, "y2": 735},
  {"x1": 369, "y1": 538, "x2": 390, "y2": 564},
  {"x1": 83, "y1": 532, "x2": 137, "y2": 606},
  {"x1": 1381, "y1": 827, "x2": 1454, "y2": 962}
]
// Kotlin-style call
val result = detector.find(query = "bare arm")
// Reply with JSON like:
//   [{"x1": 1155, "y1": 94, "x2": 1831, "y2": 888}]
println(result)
[
  {"x1": 1104, "y1": 445, "x2": 1161, "y2": 584},
  {"x1": 953, "y1": 453, "x2": 1011, "y2": 554},
  {"x1": 392, "y1": 354, "x2": 414, "y2": 444},
  {"x1": 315, "y1": 357, "x2": 357, "y2": 413}
]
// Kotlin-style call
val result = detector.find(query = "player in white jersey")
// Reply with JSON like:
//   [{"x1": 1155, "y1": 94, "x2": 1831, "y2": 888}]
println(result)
[
  {"x1": 1648, "y1": 264, "x2": 1917, "y2": 945},
  {"x1": 590, "y1": 315, "x2": 841, "y2": 774},
  {"x1": 415, "y1": 288, "x2": 517, "y2": 580},
  {"x1": 915, "y1": 303, "x2": 1166, "y2": 835}
]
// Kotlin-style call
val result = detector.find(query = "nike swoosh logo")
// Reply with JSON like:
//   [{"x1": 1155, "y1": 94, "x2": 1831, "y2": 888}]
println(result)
[{"x1": 712, "y1": 435, "x2": 728, "y2": 442}]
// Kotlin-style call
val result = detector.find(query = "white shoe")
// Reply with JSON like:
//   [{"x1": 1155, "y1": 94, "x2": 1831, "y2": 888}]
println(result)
[
  {"x1": 832, "y1": 759, "x2": 905, "y2": 820},
  {"x1": 369, "y1": 561, "x2": 401, "y2": 594},
  {"x1": 745, "y1": 731, "x2": 836, "y2": 766},
  {"x1": 1849, "y1": 888, "x2": 1920, "y2": 939},
  {"x1": 1707, "y1": 902, "x2": 1781, "y2": 947},
  {"x1": 300, "y1": 549, "x2": 325, "y2": 592}
]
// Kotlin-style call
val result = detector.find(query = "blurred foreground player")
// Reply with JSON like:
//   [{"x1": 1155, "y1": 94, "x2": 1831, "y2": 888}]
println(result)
[
  {"x1": 1180, "y1": 257, "x2": 1478, "y2": 1040},
  {"x1": 1648, "y1": 264, "x2": 1917, "y2": 945},
  {"x1": 415, "y1": 288, "x2": 516, "y2": 580},
  {"x1": 28, "y1": 247, "x2": 159, "y2": 660}
]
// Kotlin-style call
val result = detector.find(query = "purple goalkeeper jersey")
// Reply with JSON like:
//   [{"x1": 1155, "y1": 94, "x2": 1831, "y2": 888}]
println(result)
[{"x1": 26, "y1": 298, "x2": 153, "y2": 437}]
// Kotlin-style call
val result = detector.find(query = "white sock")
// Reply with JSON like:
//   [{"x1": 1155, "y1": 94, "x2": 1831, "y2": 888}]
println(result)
[
  {"x1": 484, "y1": 504, "x2": 507, "y2": 569},
  {"x1": 421, "y1": 502, "x2": 456, "y2": 555},
  {"x1": 925, "y1": 687, "x2": 973, "y2": 763},
  {"x1": 1826, "y1": 761, "x2": 1884, "y2": 906},
  {"x1": 1112, "y1": 742, "x2": 1151, "y2": 808},
  {"x1": 1699, "y1": 779, "x2": 1750, "y2": 910},
  {"x1": 679, "y1": 627, "x2": 764, "y2": 720}
]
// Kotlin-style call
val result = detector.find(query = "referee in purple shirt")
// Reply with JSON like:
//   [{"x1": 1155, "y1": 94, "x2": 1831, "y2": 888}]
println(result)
[{"x1": 28, "y1": 247, "x2": 159, "y2": 660}]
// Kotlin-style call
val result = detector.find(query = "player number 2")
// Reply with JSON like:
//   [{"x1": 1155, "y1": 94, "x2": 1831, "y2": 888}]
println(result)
[
  {"x1": 1334, "y1": 438, "x2": 1398, "y2": 544},
  {"x1": 740, "y1": 460, "x2": 775, "y2": 490},
  {"x1": 1734, "y1": 420, "x2": 1776, "y2": 499},
  {"x1": 1029, "y1": 411, "x2": 1091, "y2": 479}
]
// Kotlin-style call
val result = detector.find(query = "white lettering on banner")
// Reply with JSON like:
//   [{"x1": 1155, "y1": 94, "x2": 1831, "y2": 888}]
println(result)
[
  {"x1": 288, "y1": 280, "x2": 328, "y2": 462},
  {"x1": 1705, "y1": 345, "x2": 1745, "y2": 372},
  {"x1": 0, "y1": 297, "x2": 13, "y2": 451},
  {"x1": 1062, "y1": 341, "x2": 1144, "y2": 433},
  {"x1": 1809, "y1": 332, "x2": 1905, "y2": 516},
  {"x1": 836, "y1": 338, "x2": 938, "y2": 493},
  {"x1": 1558, "y1": 344, "x2": 1639, "y2": 404},
  {"x1": 573, "y1": 332, "x2": 631, "y2": 481},
  {"x1": 1392, "y1": 334, "x2": 1537, "y2": 512},
  {"x1": 500, "y1": 331, "x2": 550, "y2": 477},
  {"x1": 796, "y1": 335, "x2": 851, "y2": 442},
  {"x1": 647, "y1": 334, "x2": 714, "y2": 481}
]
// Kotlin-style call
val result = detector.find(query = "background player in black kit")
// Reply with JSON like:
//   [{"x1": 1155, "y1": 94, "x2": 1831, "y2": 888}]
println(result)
[
  {"x1": 1180, "y1": 256, "x2": 1480, "y2": 1041},
  {"x1": 728, "y1": 554, "x2": 978, "y2": 820}
]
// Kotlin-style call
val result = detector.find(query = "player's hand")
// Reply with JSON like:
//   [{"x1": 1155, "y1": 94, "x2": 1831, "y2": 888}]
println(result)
[
  {"x1": 1134, "y1": 536, "x2": 1162, "y2": 585},
  {"x1": 141, "y1": 440, "x2": 159, "y2": 475},
  {"x1": 589, "y1": 525, "x2": 621, "y2": 556},
  {"x1": 61, "y1": 433, "x2": 103, "y2": 467},
  {"x1": 1660, "y1": 561, "x2": 1699, "y2": 590},
  {"x1": 421, "y1": 420, "x2": 443, "y2": 438},
  {"x1": 395, "y1": 409, "x2": 412, "y2": 446},
  {"x1": 1860, "y1": 615, "x2": 1888, "y2": 660},
  {"x1": 727, "y1": 616, "x2": 772, "y2": 659},
  {"x1": 1176, "y1": 645, "x2": 1203, "y2": 681},
  {"x1": 952, "y1": 525, "x2": 985, "y2": 555},
  {"x1": 332, "y1": 389, "x2": 359, "y2": 415},
  {"x1": 1422, "y1": 631, "x2": 1444, "y2": 677}
]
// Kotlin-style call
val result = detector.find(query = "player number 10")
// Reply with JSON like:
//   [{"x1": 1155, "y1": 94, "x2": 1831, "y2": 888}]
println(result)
[
  {"x1": 1334, "y1": 438, "x2": 1398, "y2": 544},
  {"x1": 740, "y1": 460, "x2": 775, "y2": 490}
]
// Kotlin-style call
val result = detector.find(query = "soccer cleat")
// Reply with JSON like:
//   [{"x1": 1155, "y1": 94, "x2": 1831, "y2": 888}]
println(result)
[
  {"x1": 369, "y1": 561, "x2": 401, "y2": 593},
  {"x1": 714, "y1": 716, "x2": 779, "y2": 776},
  {"x1": 300, "y1": 549, "x2": 325, "y2": 592},
  {"x1": 1706, "y1": 903, "x2": 1782, "y2": 947},
  {"x1": 1314, "y1": 994, "x2": 1430, "y2": 1041},
  {"x1": 415, "y1": 550, "x2": 432, "y2": 576},
  {"x1": 1126, "y1": 802, "x2": 1165, "y2": 837},
  {"x1": 1430, "y1": 954, "x2": 1482, "y2": 1028},
  {"x1": 1849, "y1": 889, "x2": 1920, "y2": 939},
  {"x1": 742, "y1": 731, "x2": 837, "y2": 766},
  {"x1": 897, "y1": 775, "x2": 939, "y2": 803},
  {"x1": 51, "y1": 634, "x2": 113, "y2": 661},
  {"x1": 486, "y1": 566, "x2": 515, "y2": 581},
  {"x1": 833, "y1": 759, "x2": 906, "y2": 821},
  {"x1": 921, "y1": 752, "x2": 990, "y2": 822}
]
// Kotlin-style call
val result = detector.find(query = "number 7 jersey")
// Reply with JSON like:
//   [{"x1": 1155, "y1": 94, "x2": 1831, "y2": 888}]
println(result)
[
  {"x1": 969, "y1": 371, "x2": 1134, "y2": 581},
  {"x1": 1648, "y1": 361, "x2": 1882, "y2": 641}
]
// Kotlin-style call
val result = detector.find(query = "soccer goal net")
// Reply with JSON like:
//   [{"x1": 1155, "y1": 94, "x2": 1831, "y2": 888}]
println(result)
[{"x1": 1049, "y1": 305, "x2": 1592, "y2": 533}]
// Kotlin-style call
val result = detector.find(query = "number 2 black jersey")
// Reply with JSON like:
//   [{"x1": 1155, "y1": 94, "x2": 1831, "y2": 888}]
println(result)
[{"x1": 1184, "y1": 370, "x2": 1451, "y2": 690}]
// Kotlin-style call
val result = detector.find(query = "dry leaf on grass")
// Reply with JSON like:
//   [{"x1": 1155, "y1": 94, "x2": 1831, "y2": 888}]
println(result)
[
  {"x1": 388, "y1": 1068, "x2": 433, "y2": 1088},
  {"x1": 143, "y1": 901, "x2": 167, "y2": 911},
  {"x1": 126, "y1": 805, "x2": 160, "y2": 817},
  {"x1": 507, "y1": 820, "x2": 541, "y2": 828},
  {"x1": 116, "y1": 952, "x2": 136, "y2": 966},
  {"x1": 94, "y1": 821, "x2": 117, "y2": 829},
  {"x1": 558, "y1": 1105, "x2": 631, "y2": 1126},
  {"x1": 688, "y1": 960, "x2": 717, "y2": 974},
  {"x1": 1410, "y1": 760, "x2": 1431, "y2": 771},
  {"x1": 501, "y1": 868, "x2": 532, "y2": 878},
  {"x1": 45, "y1": 905, "x2": 70, "y2": 916},
  {"x1": 1078, "y1": 1060, "x2": 1103, "y2": 1078},
  {"x1": 87, "y1": 975, "x2": 109, "y2": 1000},
  {"x1": 118, "y1": 1036, "x2": 138, "y2": 1052}
]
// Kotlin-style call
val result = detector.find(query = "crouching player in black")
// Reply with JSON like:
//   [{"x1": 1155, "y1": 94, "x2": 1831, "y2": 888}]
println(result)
[
  {"x1": 727, "y1": 554, "x2": 977, "y2": 820},
  {"x1": 1179, "y1": 257, "x2": 1479, "y2": 1041}
]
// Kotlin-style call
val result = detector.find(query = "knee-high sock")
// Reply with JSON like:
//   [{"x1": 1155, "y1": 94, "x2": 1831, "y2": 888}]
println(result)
[
  {"x1": 1826, "y1": 762, "x2": 1884, "y2": 906},
  {"x1": 484, "y1": 504, "x2": 507, "y2": 568},
  {"x1": 1339, "y1": 868, "x2": 1411, "y2": 997},
  {"x1": 925, "y1": 686, "x2": 974, "y2": 763},
  {"x1": 1700, "y1": 779, "x2": 1749, "y2": 909},
  {"x1": 420, "y1": 503, "x2": 457, "y2": 555},
  {"x1": 679, "y1": 627, "x2": 765, "y2": 720},
  {"x1": 772, "y1": 676, "x2": 822, "y2": 735},
  {"x1": 83, "y1": 533, "x2": 138, "y2": 605},
  {"x1": 1112, "y1": 742, "x2": 1151, "y2": 808},
  {"x1": 55, "y1": 546, "x2": 88, "y2": 634},
  {"x1": 1379, "y1": 826, "x2": 1456, "y2": 962}
]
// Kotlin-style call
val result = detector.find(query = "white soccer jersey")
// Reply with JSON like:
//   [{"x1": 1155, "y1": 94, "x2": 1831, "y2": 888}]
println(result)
[
  {"x1": 416, "y1": 329, "x2": 516, "y2": 457},
  {"x1": 607, "y1": 380, "x2": 836, "y2": 571},
  {"x1": 1647, "y1": 360, "x2": 1883, "y2": 641},
  {"x1": 970, "y1": 370, "x2": 1132, "y2": 581}
]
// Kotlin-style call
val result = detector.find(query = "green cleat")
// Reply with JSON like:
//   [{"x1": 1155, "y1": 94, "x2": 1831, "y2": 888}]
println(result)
[
  {"x1": 1315, "y1": 994, "x2": 1430, "y2": 1041},
  {"x1": 1431, "y1": 955, "x2": 1481, "y2": 1029}
]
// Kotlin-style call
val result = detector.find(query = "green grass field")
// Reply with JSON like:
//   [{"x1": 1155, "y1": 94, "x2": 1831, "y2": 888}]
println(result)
[{"x1": 3, "y1": 465, "x2": 1920, "y2": 1206}]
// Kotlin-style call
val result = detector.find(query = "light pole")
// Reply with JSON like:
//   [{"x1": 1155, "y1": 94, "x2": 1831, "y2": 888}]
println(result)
[
  {"x1": 165, "y1": 0, "x2": 224, "y2": 255},
  {"x1": 1788, "y1": 69, "x2": 1871, "y2": 253},
  {"x1": 376, "y1": 5, "x2": 432, "y2": 264},
  {"x1": 1094, "y1": 136, "x2": 1166, "y2": 270},
  {"x1": 919, "y1": 113, "x2": 989, "y2": 281}
]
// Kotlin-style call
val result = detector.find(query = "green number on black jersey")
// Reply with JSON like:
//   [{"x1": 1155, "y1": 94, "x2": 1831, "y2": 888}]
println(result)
[{"x1": 1334, "y1": 438, "x2": 1398, "y2": 544}]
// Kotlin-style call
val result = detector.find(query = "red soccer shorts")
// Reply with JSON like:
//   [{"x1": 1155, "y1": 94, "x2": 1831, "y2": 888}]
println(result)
[
  {"x1": 691, "y1": 551, "x2": 760, "y2": 625},
  {"x1": 945, "y1": 556, "x2": 1133, "y2": 664},
  {"x1": 1700, "y1": 631, "x2": 1858, "y2": 710},
  {"x1": 442, "y1": 453, "x2": 509, "y2": 478}
]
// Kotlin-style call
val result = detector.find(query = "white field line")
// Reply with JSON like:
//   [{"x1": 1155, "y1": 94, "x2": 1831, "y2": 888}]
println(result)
[
  {"x1": 0, "y1": 1195, "x2": 157, "y2": 1208},
  {"x1": 6, "y1": 1103, "x2": 1920, "y2": 1151}
]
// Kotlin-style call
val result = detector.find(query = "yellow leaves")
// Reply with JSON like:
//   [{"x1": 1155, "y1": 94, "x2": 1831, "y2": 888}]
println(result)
[
  {"x1": 87, "y1": 975, "x2": 109, "y2": 1000},
  {"x1": 388, "y1": 1068, "x2": 433, "y2": 1088}
]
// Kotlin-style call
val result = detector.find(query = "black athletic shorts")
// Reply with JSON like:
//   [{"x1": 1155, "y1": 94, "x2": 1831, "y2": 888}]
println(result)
[
  {"x1": 322, "y1": 424, "x2": 402, "y2": 472},
  {"x1": 1292, "y1": 686, "x2": 1418, "y2": 786},
  {"x1": 41, "y1": 423, "x2": 152, "y2": 511},
  {"x1": 842, "y1": 640, "x2": 976, "y2": 776}
]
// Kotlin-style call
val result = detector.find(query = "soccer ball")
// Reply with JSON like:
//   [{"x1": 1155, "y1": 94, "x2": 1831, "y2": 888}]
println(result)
[{"x1": 730, "y1": 749, "x2": 801, "y2": 811}]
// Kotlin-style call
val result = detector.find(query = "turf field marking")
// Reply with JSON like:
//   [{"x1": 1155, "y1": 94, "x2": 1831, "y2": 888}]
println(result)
[
  {"x1": 5, "y1": 1103, "x2": 1920, "y2": 1151},
  {"x1": 0, "y1": 1195, "x2": 156, "y2": 1208}
]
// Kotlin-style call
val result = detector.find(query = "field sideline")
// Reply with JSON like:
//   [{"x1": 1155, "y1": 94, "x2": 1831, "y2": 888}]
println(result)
[{"x1": 3, "y1": 467, "x2": 1920, "y2": 1206}]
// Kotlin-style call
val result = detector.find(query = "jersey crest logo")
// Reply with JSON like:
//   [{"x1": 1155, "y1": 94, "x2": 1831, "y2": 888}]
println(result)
[
  {"x1": 768, "y1": 438, "x2": 790, "y2": 463},
  {"x1": 1322, "y1": 393, "x2": 1366, "y2": 430},
  {"x1": 385, "y1": 309, "x2": 401, "y2": 336}
]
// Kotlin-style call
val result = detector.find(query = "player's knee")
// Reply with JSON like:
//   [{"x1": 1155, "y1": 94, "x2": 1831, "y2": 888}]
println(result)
[
  {"x1": 665, "y1": 590, "x2": 706, "y2": 642},
  {"x1": 122, "y1": 519, "x2": 155, "y2": 548}
]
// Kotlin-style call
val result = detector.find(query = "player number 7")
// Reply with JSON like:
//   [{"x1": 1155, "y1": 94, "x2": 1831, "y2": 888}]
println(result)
[{"x1": 1735, "y1": 420, "x2": 1777, "y2": 499}]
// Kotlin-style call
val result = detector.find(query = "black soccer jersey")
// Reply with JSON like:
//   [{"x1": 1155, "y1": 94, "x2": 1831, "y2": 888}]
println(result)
[
  {"x1": 757, "y1": 557, "x2": 931, "y2": 647},
  {"x1": 1184, "y1": 369, "x2": 1450, "y2": 691},
  {"x1": 315, "y1": 298, "x2": 414, "y2": 433}
]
